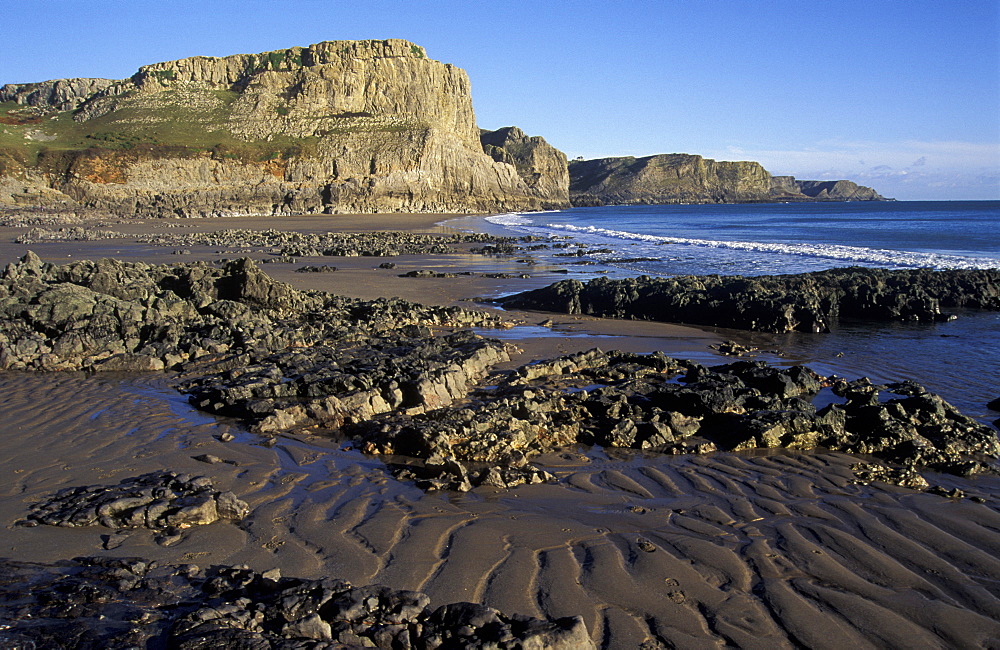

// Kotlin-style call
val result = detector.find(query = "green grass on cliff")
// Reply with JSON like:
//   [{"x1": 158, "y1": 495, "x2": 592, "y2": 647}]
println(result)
[
  {"x1": 0, "y1": 96, "x2": 319, "y2": 167},
  {"x1": 1, "y1": 93, "x2": 425, "y2": 173}
]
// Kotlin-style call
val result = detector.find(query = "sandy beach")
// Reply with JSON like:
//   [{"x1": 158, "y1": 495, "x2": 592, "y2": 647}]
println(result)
[{"x1": 1, "y1": 212, "x2": 999, "y2": 648}]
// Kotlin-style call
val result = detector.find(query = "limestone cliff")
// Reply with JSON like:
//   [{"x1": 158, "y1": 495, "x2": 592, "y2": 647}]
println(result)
[
  {"x1": 570, "y1": 154, "x2": 889, "y2": 205},
  {"x1": 0, "y1": 40, "x2": 570, "y2": 216},
  {"x1": 778, "y1": 178, "x2": 887, "y2": 201},
  {"x1": 480, "y1": 126, "x2": 569, "y2": 209}
]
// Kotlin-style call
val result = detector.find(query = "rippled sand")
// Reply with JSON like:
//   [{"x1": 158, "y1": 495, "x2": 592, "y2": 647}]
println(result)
[{"x1": 2, "y1": 372, "x2": 999, "y2": 649}]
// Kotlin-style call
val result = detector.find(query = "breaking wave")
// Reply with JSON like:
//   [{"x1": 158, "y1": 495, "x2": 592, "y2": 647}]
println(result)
[{"x1": 544, "y1": 223, "x2": 1000, "y2": 270}]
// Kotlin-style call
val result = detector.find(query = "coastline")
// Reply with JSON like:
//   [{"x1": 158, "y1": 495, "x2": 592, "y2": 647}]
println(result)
[{"x1": 1, "y1": 211, "x2": 999, "y2": 648}]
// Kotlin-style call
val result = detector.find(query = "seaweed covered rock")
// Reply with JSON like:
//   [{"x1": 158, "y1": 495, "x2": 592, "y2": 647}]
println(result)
[
  {"x1": 21, "y1": 471, "x2": 248, "y2": 531},
  {"x1": 348, "y1": 348, "x2": 1000, "y2": 489},
  {"x1": 0, "y1": 558, "x2": 595, "y2": 649},
  {"x1": 0, "y1": 252, "x2": 507, "y2": 371},
  {"x1": 500, "y1": 267, "x2": 1000, "y2": 333}
]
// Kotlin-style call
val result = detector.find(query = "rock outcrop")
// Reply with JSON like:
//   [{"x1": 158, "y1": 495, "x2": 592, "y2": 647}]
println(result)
[
  {"x1": 0, "y1": 251, "x2": 508, "y2": 372},
  {"x1": 3, "y1": 253, "x2": 997, "y2": 493},
  {"x1": 0, "y1": 78, "x2": 117, "y2": 111},
  {"x1": 0, "y1": 557, "x2": 595, "y2": 649},
  {"x1": 569, "y1": 154, "x2": 889, "y2": 205},
  {"x1": 22, "y1": 471, "x2": 249, "y2": 532},
  {"x1": 350, "y1": 348, "x2": 1000, "y2": 489},
  {"x1": 1, "y1": 40, "x2": 571, "y2": 215},
  {"x1": 481, "y1": 126, "x2": 569, "y2": 208},
  {"x1": 499, "y1": 267, "x2": 1000, "y2": 333}
]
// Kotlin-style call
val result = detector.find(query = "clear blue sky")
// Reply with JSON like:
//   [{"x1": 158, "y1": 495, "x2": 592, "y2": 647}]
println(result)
[{"x1": 2, "y1": 0, "x2": 998, "y2": 200}]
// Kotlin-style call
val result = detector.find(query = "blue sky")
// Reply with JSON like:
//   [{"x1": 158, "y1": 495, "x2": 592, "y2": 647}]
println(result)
[{"x1": 2, "y1": 0, "x2": 997, "y2": 200}]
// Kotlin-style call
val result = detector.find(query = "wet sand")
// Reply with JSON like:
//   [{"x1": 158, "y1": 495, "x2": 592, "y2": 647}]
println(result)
[{"x1": 1, "y1": 212, "x2": 999, "y2": 648}]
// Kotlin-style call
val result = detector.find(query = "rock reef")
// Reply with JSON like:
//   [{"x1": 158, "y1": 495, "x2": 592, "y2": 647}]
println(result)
[
  {"x1": 346, "y1": 348, "x2": 1000, "y2": 490},
  {"x1": 21, "y1": 471, "x2": 248, "y2": 533},
  {"x1": 0, "y1": 556, "x2": 594, "y2": 649},
  {"x1": 500, "y1": 267, "x2": 1000, "y2": 333},
  {"x1": 2, "y1": 253, "x2": 998, "y2": 495},
  {"x1": 15, "y1": 225, "x2": 521, "y2": 258},
  {"x1": 0, "y1": 251, "x2": 506, "y2": 372}
]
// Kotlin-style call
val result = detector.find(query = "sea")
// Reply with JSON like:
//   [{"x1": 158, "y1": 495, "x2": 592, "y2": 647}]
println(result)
[{"x1": 444, "y1": 201, "x2": 1000, "y2": 423}]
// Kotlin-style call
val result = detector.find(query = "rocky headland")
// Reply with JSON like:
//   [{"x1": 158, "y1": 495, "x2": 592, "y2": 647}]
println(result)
[
  {"x1": 481, "y1": 126, "x2": 570, "y2": 209},
  {"x1": 1, "y1": 40, "x2": 569, "y2": 216},
  {"x1": 499, "y1": 267, "x2": 1000, "y2": 333},
  {"x1": 569, "y1": 154, "x2": 889, "y2": 206}
]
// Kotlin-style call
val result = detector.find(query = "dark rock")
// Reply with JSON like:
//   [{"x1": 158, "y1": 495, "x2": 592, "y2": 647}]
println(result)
[
  {"x1": 927, "y1": 485, "x2": 967, "y2": 499},
  {"x1": 851, "y1": 463, "x2": 930, "y2": 489},
  {"x1": 710, "y1": 340, "x2": 758, "y2": 356},
  {"x1": 0, "y1": 252, "x2": 508, "y2": 372},
  {"x1": 0, "y1": 557, "x2": 595, "y2": 649},
  {"x1": 400, "y1": 269, "x2": 458, "y2": 278},
  {"x1": 23, "y1": 472, "x2": 249, "y2": 531},
  {"x1": 349, "y1": 346, "x2": 999, "y2": 489},
  {"x1": 500, "y1": 267, "x2": 1000, "y2": 333},
  {"x1": 177, "y1": 329, "x2": 510, "y2": 434},
  {"x1": 294, "y1": 264, "x2": 337, "y2": 273}
]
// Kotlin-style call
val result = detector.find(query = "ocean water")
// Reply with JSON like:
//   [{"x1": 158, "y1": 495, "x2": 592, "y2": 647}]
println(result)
[{"x1": 445, "y1": 201, "x2": 1000, "y2": 422}]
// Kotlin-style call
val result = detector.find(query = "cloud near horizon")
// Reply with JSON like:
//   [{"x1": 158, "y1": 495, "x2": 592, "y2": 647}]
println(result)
[{"x1": 710, "y1": 140, "x2": 1000, "y2": 201}]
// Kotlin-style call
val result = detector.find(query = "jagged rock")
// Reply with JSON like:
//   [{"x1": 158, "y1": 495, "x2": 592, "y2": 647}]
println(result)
[
  {"x1": 5, "y1": 251, "x2": 996, "y2": 494},
  {"x1": 349, "y1": 348, "x2": 1000, "y2": 488},
  {"x1": 21, "y1": 472, "x2": 248, "y2": 530},
  {"x1": 16, "y1": 224, "x2": 524, "y2": 257},
  {"x1": 852, "y1": 463, "x2": 931, "y2": 490},
  {"x1": 0, "y1": 558, "x2": 595, "y2": 649},
  {"x1": 177, "y1": 329, "x2": 511, "y2": 433},
  {"x1": 293, "y1": 264, "x2": 336, "y2": 273},
  {"x1": 400, "y1": 269, "x2": 459, "y2": 278},
  {"x1": 1, "y1": 78, "x2": 117, "y2": 111},
  {"x1": 0, "y1": 252, "x2": 507, "y2": 372},
  {"x1": 481, "y1": 126, "x2": 570, "y2": 208},
  {"x1": 499, "y1": 267, "x2": 1000, "y2": 333},
  {"x1": 710, "y1": 340, "x2": 758, "y2": 356}
]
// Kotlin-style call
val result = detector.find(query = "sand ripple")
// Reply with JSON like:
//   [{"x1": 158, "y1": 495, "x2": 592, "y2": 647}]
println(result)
[{"x1": 2, "y1": 373, "x2": 999, "y2": 648}]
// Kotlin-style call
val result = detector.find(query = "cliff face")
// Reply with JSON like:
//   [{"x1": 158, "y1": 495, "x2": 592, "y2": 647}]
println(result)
[
  {"x1": 0, "y1": 40, "x2": 570, "y2": 216},
  {"x1": 480, "y1": 126, "x2": 569, "y2": 209},
  {"x1": 570, "y1": 154, "x2": 889, "y2": 205},
  {"x1": 782, "y1": 179, "x2": 887, "y2": 201}
]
